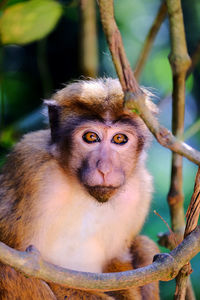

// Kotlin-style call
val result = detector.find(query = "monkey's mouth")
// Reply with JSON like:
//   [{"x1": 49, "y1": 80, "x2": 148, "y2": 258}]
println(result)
[{"x1": 85, "y1": 185, "x2": 118, "y2": 203}]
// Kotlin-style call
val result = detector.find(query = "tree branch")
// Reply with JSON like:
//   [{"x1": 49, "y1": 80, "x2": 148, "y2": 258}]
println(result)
[
  {"x1": 134, "y1": 1, "x2": 167, "y2": 80},
  {"x1": 166, "y1": 0, "x2": 191, "y2": 233},
  {"x1": 98, "y1": 0, "x2": 141, "y2": 94},
  {"x1": 0, "y1": 227, "x2": 199, "y2": 291}
]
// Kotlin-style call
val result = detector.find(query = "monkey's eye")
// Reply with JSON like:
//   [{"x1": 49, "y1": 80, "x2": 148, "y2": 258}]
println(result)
[
  {"x1": 111, "y1": 133, "x2": 128, "y2": 145},
  {"x1": 82, "y1": 132, "x2": 100, "y2": 143}
]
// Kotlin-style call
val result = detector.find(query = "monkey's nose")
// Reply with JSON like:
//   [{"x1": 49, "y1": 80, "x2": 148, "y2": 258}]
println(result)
[{"x1": 96, "y1": 159, "x2": 112, "y2": 176}]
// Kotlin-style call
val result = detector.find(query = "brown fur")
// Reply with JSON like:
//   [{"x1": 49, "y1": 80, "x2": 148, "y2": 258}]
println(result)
[
  {"x1": 104, "y1": 236, "x2": 159, "y2": 300},
  {"x1": 0, "y1": 78, "x2": 159, "y2": 299},
  {"x1": 49, "y1": 284, "x2": 115, "y2": 300},
  {"x1": 0, "y1": 263, "x2": 56, "y2": 299}
]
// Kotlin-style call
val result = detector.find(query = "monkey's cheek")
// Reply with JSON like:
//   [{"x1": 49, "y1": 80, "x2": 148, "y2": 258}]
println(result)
[{"x1": 86, "y1": 186, "x2": 118, "y2": 203}]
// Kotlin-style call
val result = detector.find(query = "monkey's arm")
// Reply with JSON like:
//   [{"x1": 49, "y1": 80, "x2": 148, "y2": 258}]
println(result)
[
  {"x1": 104, "y1": 235, "x2": 160, "y2": 300},
  {"x1": 0, "y1": 264, "x2": 114, "y2": 300},
  {"x1": 0, "y1": 130, "x2": 53, "y2": 249},
  {"x1": 0, "y1": 131, "x2": 60, "y2": 299},
  {"x1": 0, "y1": 263, "x2": 57, "y2": 300}
]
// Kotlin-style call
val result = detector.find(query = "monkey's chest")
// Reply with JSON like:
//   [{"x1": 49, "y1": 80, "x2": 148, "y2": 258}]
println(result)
[{"x1": 31, "y1": 195, "x2": 139, "y2": 273}]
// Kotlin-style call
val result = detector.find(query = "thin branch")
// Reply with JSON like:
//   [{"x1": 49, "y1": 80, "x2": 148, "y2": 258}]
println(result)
[
  {"x1": 79, "y1": 0, "x2": 98, "y2": 77},
  {"x1": 98, "y1": 0, "x2": 141, "y2": 94},
  {"x1": 134, "y1": 1, "x2": 167, "y2": 80},
  {"x1": 0, "y1": 228, "x2": 200, "y2": 291},
  {"x1": 166, "y1": 0, "x2": 191, "y2": 233},
  {"x1": 126, "y1": 94, "x2": 200, "y2": 166},
  {"x1": 154, "y1": 210, "x2": 174, "y2": 234}
]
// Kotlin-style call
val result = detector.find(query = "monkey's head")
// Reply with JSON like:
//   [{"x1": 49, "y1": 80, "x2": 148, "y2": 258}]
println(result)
[{"x1": 46, "y1": 78, "x2": 156, "y2": 203}]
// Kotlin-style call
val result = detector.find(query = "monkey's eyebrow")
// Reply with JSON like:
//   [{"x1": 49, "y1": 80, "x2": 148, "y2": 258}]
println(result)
[
  {"x1": 113, "y1": 117, "x2": 139, "y2": 129},
  {"x1": 62, "y1": 115, "x2": 105, "y2": 135},
  {"x1": 76, "y1": 115, "x2": 105, "y2": 123},
  {"x1": 64, "y1": 115, "x2": 104, "y2": 127},
  {"x1": 65, "y1": 115, "x2": 139, "y2": 134},
  {"x1": 73, "y1": 116, "x2": 140, "y2": 130}
]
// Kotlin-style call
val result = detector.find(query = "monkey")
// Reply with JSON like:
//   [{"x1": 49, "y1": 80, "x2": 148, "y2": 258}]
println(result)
[{"x1": 0, "y1": 78, "x2": 159, "y2": 299}]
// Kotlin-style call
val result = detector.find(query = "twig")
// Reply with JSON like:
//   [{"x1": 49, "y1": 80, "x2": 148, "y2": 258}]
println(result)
[
  {"x1": 134, "y1": 1, "x2": 167, "y2": 80},
  {"x1": 154, "y1": 210, "x2": 174, "y2": 234},
  {"x1": 154, "y1": 210, "x2": 179, "y2": 249}
]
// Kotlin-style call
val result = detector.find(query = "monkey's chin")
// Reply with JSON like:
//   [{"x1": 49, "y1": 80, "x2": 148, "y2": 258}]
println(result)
[{"x1": 85, "y1": 185, "x2": 118, "y2": 203}]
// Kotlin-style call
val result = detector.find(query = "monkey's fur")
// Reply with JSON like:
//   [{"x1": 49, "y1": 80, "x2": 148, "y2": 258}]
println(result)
[{"x1": 0, "y1": 78, "x2": 159, "y2": 299}]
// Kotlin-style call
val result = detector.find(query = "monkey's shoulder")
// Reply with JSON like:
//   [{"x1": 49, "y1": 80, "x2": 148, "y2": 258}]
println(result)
[
  {"x1": 0, "y1": 130, "x2": 54, "y2": 186},
  {"x1": 14, "y1": 129, "x2": 52, "y2": 158},
  {"x1": 6, "y1": 129, "x2": 51, "y2": 163}
]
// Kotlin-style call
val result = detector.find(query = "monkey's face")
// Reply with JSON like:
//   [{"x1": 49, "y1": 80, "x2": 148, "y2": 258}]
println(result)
[
  {"x1": 63, "y1": 119, "x2": 144, "y2": 203},
  {"x1": 48, "y1": 78, "x2": 152, "y2": 203}
]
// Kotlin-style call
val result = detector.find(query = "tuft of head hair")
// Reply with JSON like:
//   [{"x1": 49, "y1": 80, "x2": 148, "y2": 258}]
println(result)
[
  {"x1": 45, "y1": 78, "x2": 157, "y2": 120},
  {"x1": 46, "y1": 78, "x2": 124, "y2": 122}
]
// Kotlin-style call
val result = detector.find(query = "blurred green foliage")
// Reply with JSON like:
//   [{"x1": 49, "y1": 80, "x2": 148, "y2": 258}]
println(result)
[
  {"x1": 0, "y1": 0, "x2": 63, "y2": 44},
  {"x1": 0, "y1": 0, "x2": 200, "y2": 298}
]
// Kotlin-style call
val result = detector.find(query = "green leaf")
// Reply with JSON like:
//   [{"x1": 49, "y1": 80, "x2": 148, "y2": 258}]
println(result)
[{"x1": 0, "y1": 0, "x2": 63, "y2": 45}]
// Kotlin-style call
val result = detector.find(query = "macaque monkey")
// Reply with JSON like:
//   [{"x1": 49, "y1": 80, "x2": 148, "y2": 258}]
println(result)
[{"x1": 0, "y1": 78, "x2": 159, "y2": 299}]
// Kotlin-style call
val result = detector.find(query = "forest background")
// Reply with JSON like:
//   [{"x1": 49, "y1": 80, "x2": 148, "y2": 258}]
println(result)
[{"x1": 0, "y1": 0, "x2": 200, "y2": 299}]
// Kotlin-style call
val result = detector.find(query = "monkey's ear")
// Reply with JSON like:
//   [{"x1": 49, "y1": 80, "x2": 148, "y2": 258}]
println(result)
[{"x1": 44, "y1": 99, "x2": 61, "y2": 143}]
